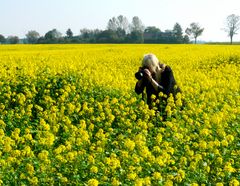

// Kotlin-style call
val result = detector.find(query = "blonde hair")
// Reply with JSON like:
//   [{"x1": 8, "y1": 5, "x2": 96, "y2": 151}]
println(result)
[{"x1": 142, "y1": 53, "x2": 160, "y2": 72}]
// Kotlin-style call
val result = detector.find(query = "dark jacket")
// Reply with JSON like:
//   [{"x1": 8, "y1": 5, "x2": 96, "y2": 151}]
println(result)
[{"x1": 135, "y1": 66, "x2": 181, "y2": 108}]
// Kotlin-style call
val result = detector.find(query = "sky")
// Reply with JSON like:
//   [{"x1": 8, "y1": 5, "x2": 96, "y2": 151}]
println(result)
[{"x1": 1, "y1": 0, "x2": 240, "y2": 42}]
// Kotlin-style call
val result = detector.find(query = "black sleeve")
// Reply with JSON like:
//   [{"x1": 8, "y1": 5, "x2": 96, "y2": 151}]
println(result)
[{"x1": 161, "y1": 66, "x2": 175, "y2": 95}]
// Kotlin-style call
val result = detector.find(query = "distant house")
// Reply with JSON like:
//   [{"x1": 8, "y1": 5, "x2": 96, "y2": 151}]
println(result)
[
  {"x1": 144, "y1": 32, "x2": 159, "y2": 43},
  {"x1": 159, "y1": 31, "x2": 175, "y2": 43},
  {"x1": 144, "y1": 33, "x2": 157, "y2": 40}
]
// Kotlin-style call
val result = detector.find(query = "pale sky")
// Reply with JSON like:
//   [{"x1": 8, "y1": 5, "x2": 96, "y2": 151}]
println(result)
[{"x1": 1, "y1": 0, "x2": 240, "y2": 42}]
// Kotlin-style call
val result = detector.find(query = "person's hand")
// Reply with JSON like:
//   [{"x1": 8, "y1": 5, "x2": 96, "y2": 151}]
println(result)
[{"x1": 143, "y1": 68, "x2": 152, "y2": 81}]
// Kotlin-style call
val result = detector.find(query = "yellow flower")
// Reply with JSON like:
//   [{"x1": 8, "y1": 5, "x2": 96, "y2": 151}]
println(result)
[
  {"x1": 61, "y1": 177, "x2": 68, "y2": 183},
  {"x1": 3, "y1": 144, "x2": 12, "y2": 153},
  {"x1": 127, "y1": 172, "x2": 137, "y2": 180},
  {"x1": 199, "y1": 140, "x2": 207, "y2": 149},
  {"x1": 134, "y1": 178, "x2": 144, "y2": 186},
  {"x1": 180, "y1": 157, "x2": 187, "y2": 166},
  {"x1": 124, "y1": 138, "x2": 135, "y2": 151},
  {"x1": 111, "y1": 178, "x2": 120, "y2": 186},
  {"x1": 38, "y1": 150, "x2": 49, "y2": 161},
  {"x1": 216, "y1": 157, "x2": 223, "y2": 164},
  {"x1": 1, "y1": 43, "x2": 240, "y2": 185},
  {"x1": 164, "y1": 180, "x2": 173, "y2": 186},
  {"x1": 26, "y1": 163, "x2": 34, "y2": 175},
  {"x1": 29, "y1": 176, "x2": 38, "y2": 185},
  {"x1": 143, "y1": 177, "x2": 151, "y2": 185},
  {"x1": 152, "y1": 172, "x2": 162, "y2": 180},
  {"x1": 200, "y1": 128, "x2": 211, "y2": 137},
  {"x1": 224, "y1": 162, "x2": 235, "y2": 173},
  {"x1": 66, "y1": 151, "x2": 75, "y2": 162},
  {"x1": 221, "y1": 139, "x2": 228, "y2": 147},
  {"x1": 20, "y1": 173, "x2": 26, "y2": 180},
  {"x1": 229, "y1": 179, "x2": 239, "y2": 186},
  {"x1": 17, "y1": 93, "x2": 26, "y2": 105},
  {"x1": 22, "y1": 146, "x2": 33, "y2": 157},
  {"x1": 155, "y1": 156, "x2": 164, "y2": 166},
  {"x1": 226, "y1": 135, "x2": 234, "y2": 143},
  {"x1": 0, "y1": 120, "x2": 6, "y2": 128},
  {"x1": 90, "y1": 166, "x2": 98, "y2": 174},
  {"x1": 88, "y1": 155, "x2": 95, "y2": 164},
  {"x1": 87, "y1": 178, "x2": 99, "y2": 186}
]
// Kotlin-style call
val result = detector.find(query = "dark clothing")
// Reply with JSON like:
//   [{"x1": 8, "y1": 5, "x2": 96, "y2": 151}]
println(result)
[{"x1": 135, "y1": 66, "x2": 181, "y2": 108}]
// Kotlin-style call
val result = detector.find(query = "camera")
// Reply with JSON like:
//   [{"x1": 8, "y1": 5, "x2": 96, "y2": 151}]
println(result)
[{"x1": 135, "y1": 67, "x2": 146, "y2": 80}]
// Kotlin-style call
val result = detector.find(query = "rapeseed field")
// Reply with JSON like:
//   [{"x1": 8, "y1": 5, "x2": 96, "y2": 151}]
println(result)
[{"x1": 0, "y1": 44, "x2": 239, "y2": 185}]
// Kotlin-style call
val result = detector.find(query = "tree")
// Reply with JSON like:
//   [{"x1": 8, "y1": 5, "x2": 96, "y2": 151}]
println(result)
[
  {"x1": 116, "y1": 15, "x2": 129, "y2": 33},
  {"x1": 7, "y1": 36, "x2": 19, "y2": 44},
  {"x1": 185, "y1": 23, "x2": 204, "y2": 44},
  {"x1": 127, "y1": 16, "x2": 144, "y2": 43},
  {"x1": 183, "y1": 35, "x2": 190, "y2": 44},
  {"x1": 158, "y1": 30, "x2": 176, "y2": 43},
  {"x1": 37, "y1": 36, "x2": 45, "y2": 44},
  {"x1": 44, "y1": 29, "x2": 62, "y2": 43},
  {"x1": 106, "y1": 15, "x2": 129, "y2": 43},
  {"x1": 116, "y1": 28, "x2": 126, "y2": 43},
  {"x1": 0, "y1": 34, "x2": 6, "y2": 44},
  {"x1": 130, "y1": 16, "x2": 144, "y2": 32},
  {"x1": 107, "y1": 15, "x2": 129, "y2": 33},
  {"x1": 128, "y1": 31, "x2": 144, "y2": 43},
  {"x1": 96, "y1": 30, "x2": 119, "y2": 43},
  {"x1": 107, "y1": 17, "x2": 118, "y2": 31},
  {"x1": 66, "y1": 28, "x2": 73, "y2": 38},
  {"x1": 144, "y1": 26, "x2": 161, "y2": 33},
  {"x1": 144, "y1": 26, "x2": 161, "y2": 43},
  {"x1": 26, "y1": 30, "x2": 40, "y2": 44},
  {"x1": 173, "y1": 23, "x2": 183, "y2": 43},
  {"x1": 80, "y1": 28, "x2": 91, "y2": 39},
  {"x1": 80, "y1": 28, "x2": 100, "y2": 43},
  {"x1": 224, "y1": 14, "x2": 240, "y2": 44}
]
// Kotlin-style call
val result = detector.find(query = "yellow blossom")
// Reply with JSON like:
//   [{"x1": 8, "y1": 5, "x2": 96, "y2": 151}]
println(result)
[
  {"x1": 87, "y1": 179, "x2": 99, "y2": 186},
  {"x1": 90, "y1": 166, "x2": 98, "y2": 174}
]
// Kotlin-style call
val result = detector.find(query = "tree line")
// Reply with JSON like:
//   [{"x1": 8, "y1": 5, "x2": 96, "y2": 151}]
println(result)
[{"x1": 0, "y1": 14, "x2": 239, "y2": 44}]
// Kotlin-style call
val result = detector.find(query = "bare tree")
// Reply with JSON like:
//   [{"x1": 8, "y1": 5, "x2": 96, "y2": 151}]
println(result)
[
  {"x1": 107, "y1": 17, "x2": 118, "y2": 31},
  {"x1": 116, "y1": 15, "x2": 129, "y2": 33},
  {"x1": 107, "y1": 15, "x2": 129, "y2": 33},
  {"x1": 224, "y1": 14, "x2": 240, "y2": 44},
  {"x1": 185, "y1": 22, "x2": 204, "y2": 44},
  {"x1": 130, "y1": 16, "x2": 144, "y2": 32},
  {"x1": 26, "y1": 30, "x2": 40, "y2": 44}
]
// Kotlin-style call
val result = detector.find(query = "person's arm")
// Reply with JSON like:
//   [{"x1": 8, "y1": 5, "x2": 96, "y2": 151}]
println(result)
[
  {"x1": 149, "y1": 77, "x2": 164, "y2": 92},
  {"x1": 143, "y1": 69, "x2": 164, "y2": 92}
]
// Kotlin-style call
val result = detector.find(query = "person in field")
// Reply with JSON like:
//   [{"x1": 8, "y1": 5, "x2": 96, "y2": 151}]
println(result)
[{"x1": 135, "y1": 53, "x2": 181, "y2": 112}]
